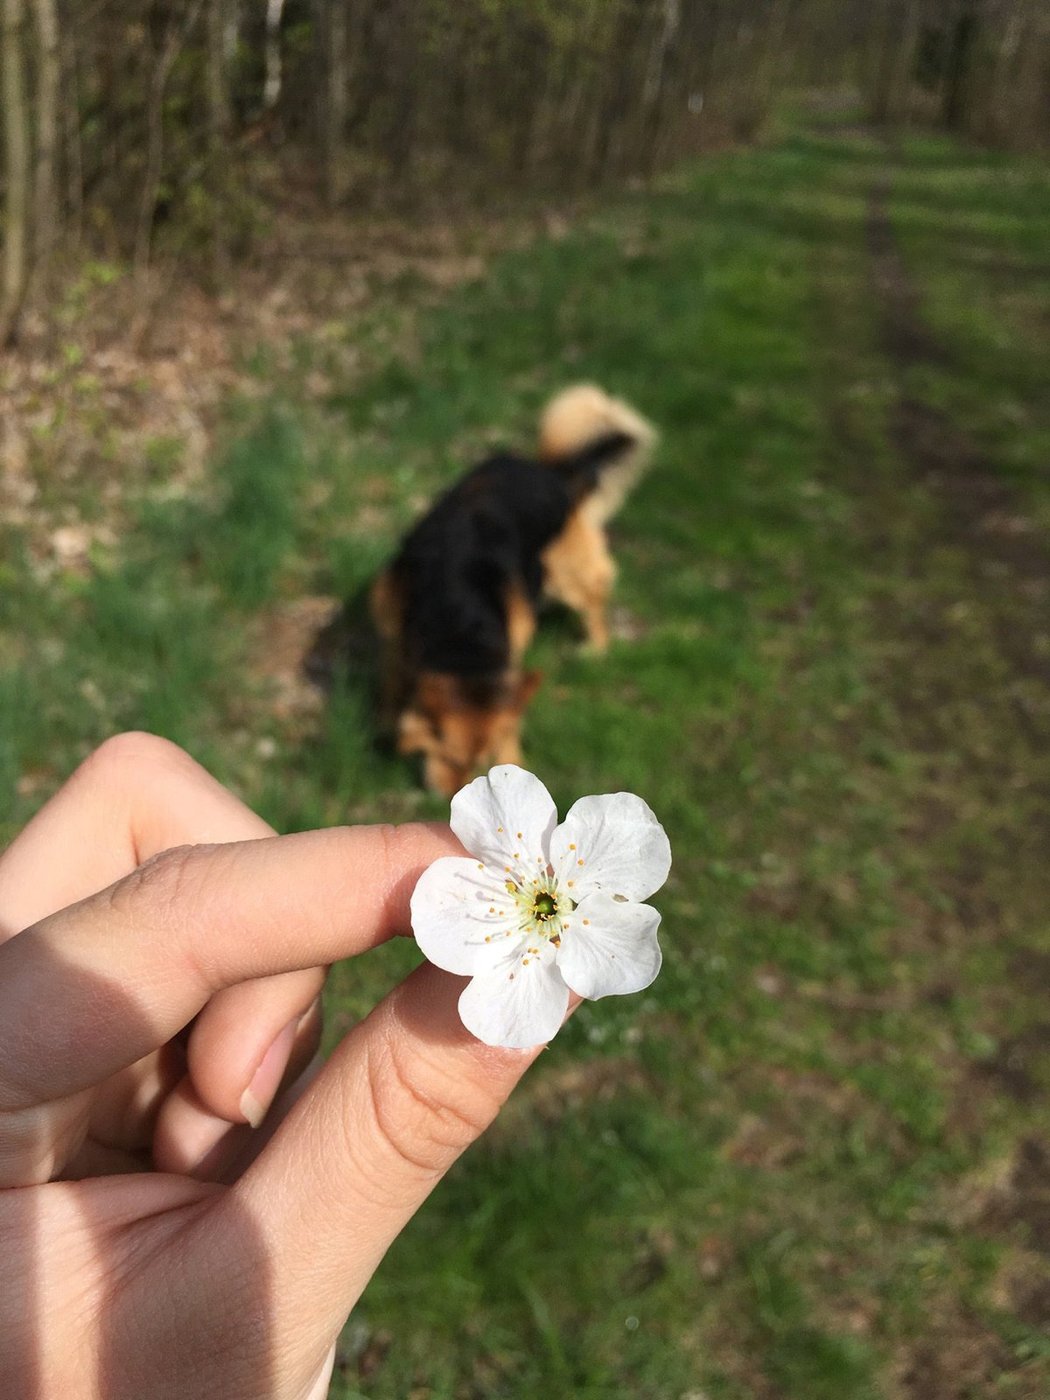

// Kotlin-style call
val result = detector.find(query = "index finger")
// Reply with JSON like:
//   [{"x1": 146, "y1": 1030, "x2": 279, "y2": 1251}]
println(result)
[
  {"x1": 0, "y1": 824, "x2": 462, "y2": 1112},
  {"x1": 0, "y1": 731, "x2": 276, "y2": 936}
]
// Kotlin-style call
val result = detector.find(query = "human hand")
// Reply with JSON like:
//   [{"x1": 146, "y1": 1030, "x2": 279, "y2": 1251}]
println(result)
[{"x1": 0, "y1": 734, "x2": 550, "y2": 1398}]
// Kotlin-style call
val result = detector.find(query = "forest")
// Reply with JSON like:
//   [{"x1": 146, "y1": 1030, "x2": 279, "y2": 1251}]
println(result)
[{"x1": 2, "y1": 0, "x2": 1049, "y2": 345}]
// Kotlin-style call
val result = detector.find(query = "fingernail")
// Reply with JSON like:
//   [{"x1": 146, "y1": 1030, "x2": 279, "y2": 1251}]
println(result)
[{"x1": 240, "y1": 1017, "x2": 299, "y2": 1128}]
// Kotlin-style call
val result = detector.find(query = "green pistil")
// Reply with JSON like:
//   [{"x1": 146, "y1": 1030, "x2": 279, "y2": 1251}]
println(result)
[{"x1": 533, "y1": 892, "x2": 558, "y2": 922}]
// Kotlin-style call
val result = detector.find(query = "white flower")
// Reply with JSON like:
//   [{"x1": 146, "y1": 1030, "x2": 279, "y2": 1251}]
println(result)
[{"x1": 410, "y1": 765, "x2": 672, "y2": 1049}]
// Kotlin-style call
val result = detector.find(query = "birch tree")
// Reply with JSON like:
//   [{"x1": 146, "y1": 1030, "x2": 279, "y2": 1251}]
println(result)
[
  {"x1": 1, "y1": 0, "x2": 30, "y2": 345},
  {"x1": 30, "y1": 0, "x2": 60, "y2": 270}
]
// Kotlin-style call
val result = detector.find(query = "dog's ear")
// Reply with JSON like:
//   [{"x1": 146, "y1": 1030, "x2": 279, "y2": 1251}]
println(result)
[
  {"x1": 397, "y1": 709, "x2": 433, "y2": 755},
  {"x1": 515, "y1": 668, "x2": 544, "y2": 710}
]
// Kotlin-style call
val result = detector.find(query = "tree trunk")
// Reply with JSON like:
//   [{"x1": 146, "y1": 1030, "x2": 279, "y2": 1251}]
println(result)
[
  {"x1": 1, "y1": 0, "x2": 30, "y2": 346},
  {"x1": 985, "y1": 0, "x2": 1043, "y2": 147},
  {"x1": 206, "y1": 0, "x2": 231, "y2": 279},
  {"x1": 30, "y1": 0, "x2": 60, "y2": 271},
  {"x1": 263, "y1": 0, "x2": 286, "y2": 110},
  {"x1": 889, "y1": 0, "x2": 924, "y2": 127},
  {"x1": 870, "y1": 0, "x2": 898, "y2": 121},
  {"x1": 1012, "y1": 2, "x2": 1050, "y2": 148},
  {"x1": 753, "y1": 0, "x2": 791, "y2": 124},
  {"x1": 384, "y1": 0, "x2": 418, "y2": 190},
  {"x1": 640, "y1": 0, "x2": 681, "y2": 173},
  {"x1": 588, "y1": 2, "x2": 646, "y2": 185},
  {"x1": 224, "y1": 0, "x2": 239, "y2": 66},
  {"x1": 323, "y1": 0, "x2": 349, "y2": 204},
  {"x1": 61, "y1": 10, "x2": 82, "y2": 248},
  {"x1": 872, "y1": 0, "x2": 924, "y2": 124},
  {"x1": 943, "y1": 0, "x2": 980, "y2": 130},
  {"x1": 134, "y1": 1, "x2": 204, "y2": 281}
]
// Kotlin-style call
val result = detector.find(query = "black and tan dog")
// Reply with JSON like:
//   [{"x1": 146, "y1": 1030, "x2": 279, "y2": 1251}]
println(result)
[{"x1": 370, "y1": 385, "x2": 656, "y2": 795}]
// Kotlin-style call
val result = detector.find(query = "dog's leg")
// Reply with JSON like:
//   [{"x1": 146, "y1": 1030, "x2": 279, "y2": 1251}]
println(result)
[
  {"x1": 491, "y1": 726, "x2": 524, "y2": 767},
  {"x1": 542, "y1": 511, "x2": 616, "y2": 653},
  {"x1": 505, "y1": 583, "x2": 538, "y2": 664},
  {"x1": 369, "y1": 569, "x2": 406, "y2": 733}
]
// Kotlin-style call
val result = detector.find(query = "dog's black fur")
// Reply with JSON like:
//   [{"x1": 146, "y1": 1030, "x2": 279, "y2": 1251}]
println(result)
[{"x1": 386, "y1": 429, "x2": 635, "y2": 697}]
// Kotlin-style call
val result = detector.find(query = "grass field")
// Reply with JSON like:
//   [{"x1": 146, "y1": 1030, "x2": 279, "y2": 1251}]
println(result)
[{"x1": 2, "y1": 120, "x2": 1049, "y2": 1397}]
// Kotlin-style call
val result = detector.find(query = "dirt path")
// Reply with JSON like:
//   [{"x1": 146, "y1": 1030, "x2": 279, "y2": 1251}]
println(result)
[
  {"x1": 859, "y1": 163, "x2": 1050, "y2": 1396},
  {"x1": 866, "y1": 179, "x2": 1050, "y2": 700}
]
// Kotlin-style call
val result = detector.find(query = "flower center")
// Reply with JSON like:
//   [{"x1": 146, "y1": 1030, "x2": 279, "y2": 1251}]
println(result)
[
  {"x1": 505, "y1": 872, "x2": 570, "y2": 947},
  {"x1": 532, "y1": 892, "x2": 558, "y2": 922}
]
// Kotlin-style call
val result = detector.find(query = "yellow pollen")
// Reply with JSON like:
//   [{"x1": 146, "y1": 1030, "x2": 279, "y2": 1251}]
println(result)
[
  {"x1": 484, "y1": 935, "x2": 491, "y2": 942},
  {"x1": 583, "y1": 918, "x2": 590, "y2": 926},
  {"x1": 567, "y1": 879, "x2": 575, "y2": 888},
  {"x1": 497, "y1": 826, "x2": 503, "y2": 833},
  {"x1": 578, "y1": 859, "x2": 585, "y2": 866},
  {"x1": 517, "y1": 831, "x2": 523, "y2": 839},
  {"x1": 489, "y1": 906, "x2": 495, "y2": 913},
  {"x1": 477, "y1": 863, "x2": 484, "y2": 870},
  {"x1": 569, "y1": 843, "x2": 576, "y2": 851}
]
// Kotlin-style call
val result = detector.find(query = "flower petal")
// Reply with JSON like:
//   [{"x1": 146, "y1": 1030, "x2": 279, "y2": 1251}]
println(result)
[
  {"x1": 450, "y1": 765, "x2": 558, "y2": 872},
  {"x1": 550, "y1": 793, "x2": 671, "y2": 902},
  {"x1": 411, "y1": 856, "x2": 524, "y2": 975},
  {"x1": 458, "y1": 943, "x2": 570, "y2": 1048},
  {"x1": 556, "y1": 892, "x2": 662, "y2": 999}
]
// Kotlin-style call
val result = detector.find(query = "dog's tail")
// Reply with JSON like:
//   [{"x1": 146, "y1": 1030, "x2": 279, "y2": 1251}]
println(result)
[{"x1": 538, "y1": 384, "x2": 657, "y2": 526}]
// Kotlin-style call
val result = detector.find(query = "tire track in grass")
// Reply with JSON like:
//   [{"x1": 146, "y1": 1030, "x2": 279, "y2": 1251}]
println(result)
[
  {"x1": 862, "y1": 161, "x2": 1050, "y2": 1384},
  {"x1": 865, "y1": 178, "x2": 1050, "y2": 701}
]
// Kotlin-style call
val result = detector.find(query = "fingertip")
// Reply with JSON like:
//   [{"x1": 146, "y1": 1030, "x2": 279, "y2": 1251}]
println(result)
[
  {"x1": 188, "y1": 982, "x2": 324, "y2": 1126},
  {"x1": 240, "y1": 1017, "x2": 300, "y2": 1128}
]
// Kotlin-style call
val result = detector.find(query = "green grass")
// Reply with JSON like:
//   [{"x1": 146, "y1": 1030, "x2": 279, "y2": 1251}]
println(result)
[
  {"x1": 3, "y1": 122, "x2": 1049, "y2": 1397},
  {"x1": 889, "y1": 134, "x2": 1050, "y2": 517}
]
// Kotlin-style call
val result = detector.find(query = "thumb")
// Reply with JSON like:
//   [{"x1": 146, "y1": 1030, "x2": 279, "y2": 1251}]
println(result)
[{"x1": 231, "y1": 961, "x2": 561, "y2": 1355}]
